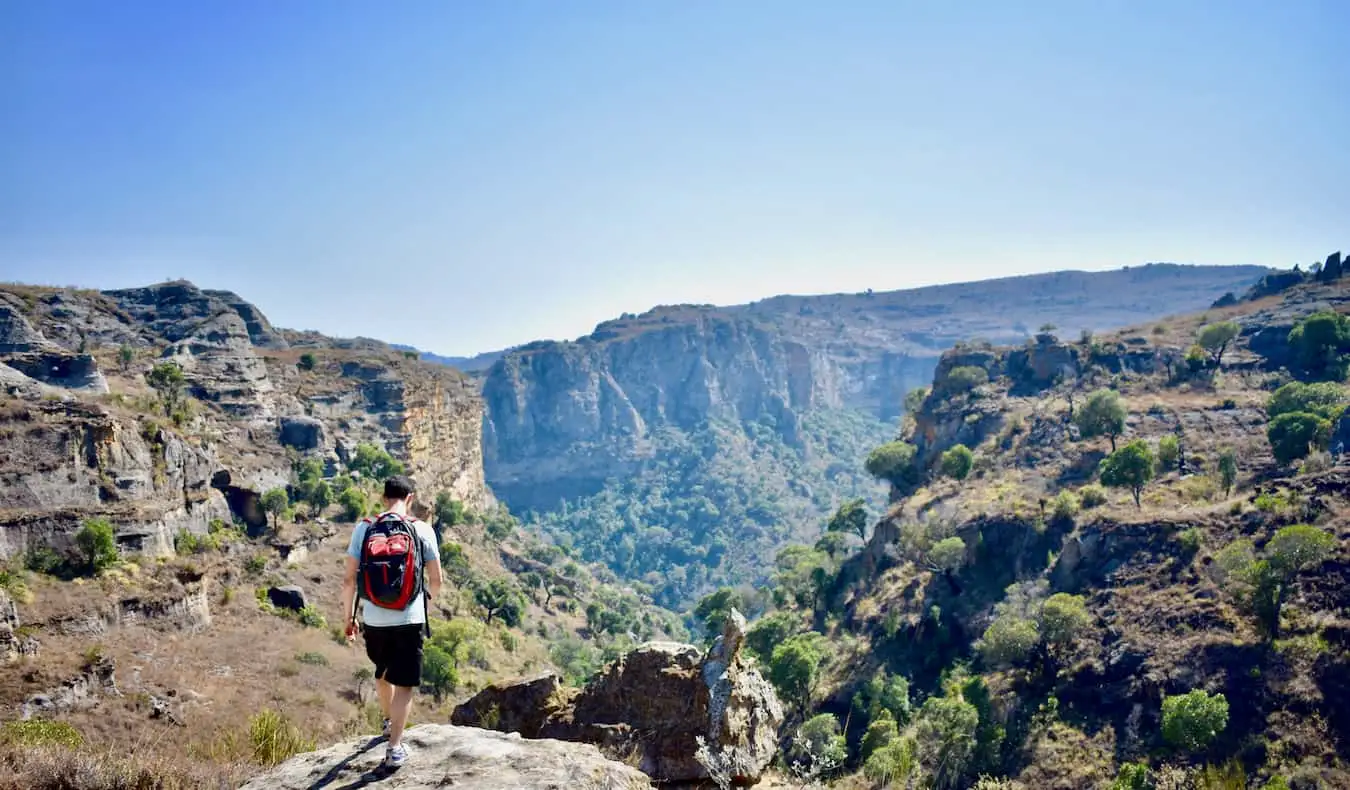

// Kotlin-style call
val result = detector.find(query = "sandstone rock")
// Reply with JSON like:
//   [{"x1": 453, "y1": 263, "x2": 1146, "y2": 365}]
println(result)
[
  {"x1": 0, "y1": 304, "x2": 54, "y2": 353},
  {"x1": 238, "y1": 724, "x2": 653, "y2": 790},
  {"x1": 278, "y1": 415, "x2": 328, "y2": 451},
  {"x1": 202, "y1": 289, "x2": 289, "y2": 349},
  {"x1": 456, "y1": 609, "x2": 783, "y2": 784},
  {"x1": 267, "y1": 585, "x2": 308, "y2": 612},
  {"x1": 21, "y1": 655, "x2": 120, "y2": 719},
  {"x1": 3, "y1": 351, "x2": 108, "y2": 393}
]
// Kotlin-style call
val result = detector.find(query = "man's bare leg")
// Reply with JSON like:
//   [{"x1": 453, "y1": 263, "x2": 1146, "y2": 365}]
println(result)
[
  {"x1": 376, "y1": 677, "x2": 394, "y2": 724},
  {"x1": 388, "y1": 684, "x2": 415, "y2": 747}
]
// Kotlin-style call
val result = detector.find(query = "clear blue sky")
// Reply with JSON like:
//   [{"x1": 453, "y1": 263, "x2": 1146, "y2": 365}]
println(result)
[{"x1": 3, "y1": 1, "x2": 1346, "y2": 356}]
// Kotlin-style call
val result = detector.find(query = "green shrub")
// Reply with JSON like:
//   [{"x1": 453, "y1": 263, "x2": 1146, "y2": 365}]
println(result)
[
  {"x1": 1110, "y1": 762, "x2": 1151, "y2": 790},
  {"x1": 1217, "y1": 449, "x2": 1238, "y2": 495},
  {"x1": 1197, "y1": 321, "x2": 1241, "y2": 367},
  {"x1": 297, "y1": 353, "x2": 317, "y2": 371},
  {"x1": 746, "y1": 611, "x2": 804, "y2": 661},
  {"x1": 1287, "y1": 310, "x2": 1350, "y2": 379},
  {"x1": 1076, "y1": 389, "x2": 1127, "y2": 450},
  {"x1": 248, "y1": 709, "x2": 314, "y2": 767},
  {"x1": 940, "y1": 444, "x2": 975, "y2": 480},
  {"x1": 944, "y1": 365, "x2": 989, "y2": 394},
  {"x1": 928, "y1": 536, "x2": 967, "y2": 572},
  {"x1": 244, "y1": 554, "x2": 268, "y2": 575},
  {"x1": 297, "y1": 606, "x2": 327, "y2": 629},
  {"x1": 1050, "y1": 490, "x2": 1080, "y2": 523},
  {"x1": 435, "y1": 492, "x2": 471, "y2": 527},
  {"x1": 338, "y1": 487, "x2": 369, "y2": 521},
  {"x1": 1039, "y1": 593, "x2": 1091, "y2": 649},
  {"x1": 864, "y1": 735, "x2": 918, "y2": 786},
  {"x1": 1157, "y1": 435, "x2": 1180, "y2": 473},
  {"x1": 1, "y1": 718, "x2": 83, "y2": 748},
  {"x1": 294, "y1": 651, "x2": 328, "y2": 666},
  {"x1": 915, "y1": 694, "x2": 980, "y2": 788},
  {"x1": 977, "y1": 615, "x2": 1039, "y2": 667},
  {"x1": 1267, "y1": 411, "x2": 1332, "y2": 464},
  {"x1": 1078, "y1": 484, "x2": 1108, "y2": 509},
  {"x1": 75, "y1": 518, "x2": 118, "y2": 575},
  {"x1": 865, "y1": 441, "x2": 922, "y2": 488},
  {"x1": 348, "y1": 442, "x2": 404, "y2": 480},
  {"x1": 1099, "y1": 440, "x2": 1156, "y2": 508},
  {"x1": 860, "y1": 709, "x2": 898, "y2": 759},
  {"x1": 1266, "y1": 381, "x2": 1346, "y2": 421},
  {"x1": 769, "y1": 633, "x2": 828, "y2": 712},
  {"x1": 1175, "y1": 528, "x2": 1203, "y2": 556},
  {"x1": 790, "y1": 714, "x2": 847, "y2": 776},
  {"x1": 1161, "y1": 690, "x2": 1228, "y2": 753}
]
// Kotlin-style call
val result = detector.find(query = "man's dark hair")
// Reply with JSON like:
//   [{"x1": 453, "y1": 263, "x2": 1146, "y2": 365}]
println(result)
[{"x1": 383, "y1": 475, "x2": 416, "y2": 501}]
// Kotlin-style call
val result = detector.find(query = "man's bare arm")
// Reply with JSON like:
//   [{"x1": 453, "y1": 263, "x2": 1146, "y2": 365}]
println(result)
[{"x1": 340, "y1": 555, "x2": 359, "y2": 640}]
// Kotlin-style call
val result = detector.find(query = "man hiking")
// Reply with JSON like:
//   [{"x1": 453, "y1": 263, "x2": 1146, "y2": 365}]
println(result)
[{"x1": 341, "y1": 475, "x2": 442, "y2": 769}]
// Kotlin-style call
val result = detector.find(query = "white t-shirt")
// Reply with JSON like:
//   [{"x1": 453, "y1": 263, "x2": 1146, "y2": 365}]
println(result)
[{"x1": 346, "y1": 513, "x2": 439, "y2": 628}]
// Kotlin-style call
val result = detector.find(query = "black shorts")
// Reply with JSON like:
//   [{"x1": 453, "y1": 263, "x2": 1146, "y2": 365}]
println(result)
[{"x1": 362, "y1": 624, "x2": 424, "y2": 689}]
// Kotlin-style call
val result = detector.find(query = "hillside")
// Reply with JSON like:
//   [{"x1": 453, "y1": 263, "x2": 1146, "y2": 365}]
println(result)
[
  {"x1": 483, "y1": 263, "x2": 1270, "y2": 606},
  {"x1": 0, "y1": 281, "x2": 682, "y2": 787},
  {"x1": 714, "y1": 259, "x2": 1350, "y2": 788}
]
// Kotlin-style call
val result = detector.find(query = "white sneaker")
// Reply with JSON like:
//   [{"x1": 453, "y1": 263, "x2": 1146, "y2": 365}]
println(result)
[{"x1": 384, "y1": 743, "x2": 409, "y2": 768}]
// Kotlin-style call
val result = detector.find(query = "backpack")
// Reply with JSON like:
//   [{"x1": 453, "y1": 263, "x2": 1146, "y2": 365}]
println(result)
[{"x1": 356, "y1": 512, "x2": 425, "y2": 612}]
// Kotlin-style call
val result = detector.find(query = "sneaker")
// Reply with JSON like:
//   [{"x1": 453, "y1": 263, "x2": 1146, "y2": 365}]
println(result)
[
  {"x1": 381, "y1": 718, "x2": 391, "y2": 738},
  {"x1": 384, "y1": 743, "x2": 409, "y2": 768}
]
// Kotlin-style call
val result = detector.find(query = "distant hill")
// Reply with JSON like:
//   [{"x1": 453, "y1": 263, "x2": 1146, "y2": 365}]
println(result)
[{"x1": 390, "y1": 343, "x2": 510, "y2": 373}]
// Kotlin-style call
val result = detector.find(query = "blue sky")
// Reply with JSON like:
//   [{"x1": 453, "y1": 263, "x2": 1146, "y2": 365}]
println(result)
[{"x1": 3, "y1": 1, "x2": 1347, "y2": 356}]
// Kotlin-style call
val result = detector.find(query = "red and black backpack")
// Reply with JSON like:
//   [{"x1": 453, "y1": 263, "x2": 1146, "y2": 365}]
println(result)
[{"x1": 356, "y1": 512, "x2": 425, "y2": 612}]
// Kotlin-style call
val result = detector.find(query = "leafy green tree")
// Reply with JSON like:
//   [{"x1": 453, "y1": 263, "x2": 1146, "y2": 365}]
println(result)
[
  {"x1": 1266, "y1": 381, "x2": 1347, "y2": 421},
  {"x1": 928, "y1": 536, "x2": 967, "y2": 572},
  {"x1": 1218, "y1": 448, "x2": 1238, "y2": 495},
  {"x1": 338, "y1": 487, "x2": 369, "y2": 521},
  {"x1": 474, "y1": 578, "x2": 525, "y2": 627},
  {"x1": 977, "y1": 615, "x2": 1039, "y2": 668},
  {"x1": 771, "y1": 545, "x2": 834, "y2": 611},
  {"x1": 435, "y1": 492, "x2": 470, "y2": 528},
  {"x1": 853, "y1": 670, "x2": 912, "y2": 727},
  {"x1": 1288, "y1": 310, "x2": 1350, "y2": 379},
  {"x1": 745, "y1": 611, "x2": 803, "y2": 660},
  {"x1": 1214, "y1": 525, "x2": 1333, "y2": 639},
  {"x1": 297, "y1": 353, "x2": 317, "y2": 372},
  {"x1": 1161, "y1": 690, "x2": 1228, "y2": 753},
  {"x1": 790, "y1": 714, "x2": 847, "y2": 776},
  {"x1": 861, "y1": 709, "x2": 898, "y2": 759},
  {"x1": 693, "y1": 587, "x2": 744, "y2": 642},
  {"x1": 903, "y1": 387, "x2": 930, "y2": 415},
  {"x1": 813, "y1": 531, "x2": 852, "y2": 560},
  {"x1": 1267, "y1": 411, "x2": 1332, "y2": 464},
  {"x1": 146, "y1": 361, "x2": 186, "y2": 416},
  {"x1": 348, "y1": 443, "x2": 404, "y2": 480},
  {"x1": 75, "y1": 518, "x2": 118, "y2": 575},
  {"x1": 826, "y1": 498, "x2": 869, "y2": 541},
  {"x1": 1157, "y1": 435, "x2": 1179, "y2": 473},
  {"x1": 865, "y1": 441, "x2": 921, "y2": 488},
  {"x1": 940, "y1": 444, "x2": 975, "y2": 480},
  {"x1": 864, "y1": 735, "x2": 918, "y2": 787},
  {"x1": 1197, "y1": 321, "x2": 1241, "y2": 367},
  {"x1": 915, "y1": 694, "x2": 980, "y2": 789},
  {"x1": 1050, "y1": 490, "x2": 1080, "y2": 524},
  {"x1": 1099, "y1": 440, "x2": 1155, "y2": 508},
  {"x1": 1076, "y1": 389, "x2": 1128, "y2": 451},
  {"x1": 769, "y1": 633, "x2": 828, "y2": 713},
  {"x1": 420, "y1": 644, "x2": 457, "y2": 703},
  {"x1": 1111, "y1": 763, "x2": 1151, "y2": 790},
  {"x1": 308, "y1": 481, "x2": 332, "y2": 513},
  {"x1": 260, "y1": 488, "x2": 290, "y2": 530},
  {"x1": 1039, "y1": 593, "x2": 1091, "y2": 650},
  {"x1": 1185, "y1": 344, "x2": 1209, "y2": 373},
  {"x1": 549, "y1": 636, "x2": 602, "y2": 686},
  {"x1": 944, "y1": 365, "x2": 990, "y2": 394}
]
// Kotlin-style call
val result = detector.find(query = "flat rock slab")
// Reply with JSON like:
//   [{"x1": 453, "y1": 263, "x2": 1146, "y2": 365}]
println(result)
[{"x1": 238, "y1": 724, "x2": 653, "y2": 790}]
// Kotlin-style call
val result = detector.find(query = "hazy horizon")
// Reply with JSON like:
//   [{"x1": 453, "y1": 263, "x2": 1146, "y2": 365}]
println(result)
[{"x1": 5, "y1": 1, "x2": 1347, "y2": 356}]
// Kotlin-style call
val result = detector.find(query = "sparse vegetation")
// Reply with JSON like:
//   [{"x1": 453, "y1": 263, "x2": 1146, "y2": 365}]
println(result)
[
  {"x1": 1161, "y1": 690, "x2": 1228, "y2": 753},
  {"x1": 1076, "y1": 389, "x2": 1127, "y2": 451},
  {"x1": 1099, "y1": 440, "x2": 1156, "y2": 507}
]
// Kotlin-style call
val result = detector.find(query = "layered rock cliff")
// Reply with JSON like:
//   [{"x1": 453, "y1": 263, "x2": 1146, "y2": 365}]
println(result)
[{"x1": 0, "y1": 281, "x2": 489, "y2": 561}]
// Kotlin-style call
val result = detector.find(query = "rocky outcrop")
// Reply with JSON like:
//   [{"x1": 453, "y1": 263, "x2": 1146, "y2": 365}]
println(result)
[
  {"x1": 278, "y1": 415, "x2": 327, "y2": 451},
  {"x1": 202, "y1": 289, "x2": 289, "y2": 349},
  {"x1": 0, "y1": 588, "x2": 38, "y2": 664},
  {"x1": 239, "y1": 725, "x2": 653, "y2": 790},
  {"x1": 4, "y1": 351, "x2": 108, "y2": 393},
  {"x1": 21, "y1": 654, "x2": 120, "y2": 719},
  {"x1": 0, "y1": 303, "x2": 55, "y2": 353},
  {"x1": 454, "y1": 610, "x2": 783, "y2": 784},
  {"x1": 267, "y1": 585, "x2": 308, "y2": 612}
]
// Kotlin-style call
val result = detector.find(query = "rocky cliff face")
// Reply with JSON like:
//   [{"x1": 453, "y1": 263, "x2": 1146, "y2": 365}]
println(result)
[
  {"x1": 0, "y1": 280, "x2": 489, "y2": 561},
  {"x1": 483, "y1": 264, "x2": 1267, "y2": 523}
]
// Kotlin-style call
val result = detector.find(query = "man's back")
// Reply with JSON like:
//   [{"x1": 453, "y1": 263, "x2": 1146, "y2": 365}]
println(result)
[{"x1": 348, "y1": 514, "x2": 439, "y2": 628}]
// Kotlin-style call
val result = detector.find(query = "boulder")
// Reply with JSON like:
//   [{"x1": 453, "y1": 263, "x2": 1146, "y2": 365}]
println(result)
[
  {"x1": 238, "y1": 724, "x2": 653, "y2": 790},
  {"x1": 278, "y1": 415, "x2": 328, "y2": 451},
  {"x1": 455, "y1": 609, "x2": 783, "y2": 784},
  {"x1": 267, "y1": 585, "x2": 308, "y2": 612}
]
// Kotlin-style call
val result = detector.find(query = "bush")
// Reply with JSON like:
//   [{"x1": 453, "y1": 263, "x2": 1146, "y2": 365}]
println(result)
[
  {"x1": 297, "y1": 352, "x2": 317, "y2": 371},
  {"x1": 1266, "y1": 381, "x2": 1346, "y2": 421},
  {"x1": 75, "y1": 518, "x2": 118, "y2": 575},
  {"x1": 1175, "y1": 527, "x2": 1203, "y2": 557},
  {"x1": 1039, "y1": 593, "x2": 1091, "y2": 649},
  {"x1": 864, "y1": 734, "x2": 918, "y2": 786},
  {"x1": 348, "y1": 442, "x2": 404, "y2": 480},
  {"x1": 1, "y1": 719, "x2": 83, "y2": 748},
  {"x1": 248, "y1": 709, "x2": 314, "y2": 767},
  {"x1": 928, "y1": 536, "x2": 967, "y2": 572},
  {"x1": 944, "y1": 365, "x2": 989, "y2": 394},
  {"x1": 1161, "y1": 690, "x2": 1228, "y2": 753},
  {"x1": 1267, "y1": 411, "x2": 1332, "y2": 464},
  {"x1": 746, "y1": 611, "x2": 803, "y2": 661},
  {"x1": 978, "y1": 615, "x2": 1040, "y2": 667},
  {"x1": 421, "y1": 643, "x2": 458, "y2": 703},
  {"x1": 1299, "y1": 450, "x2": 1333, "y2": 475},
  {"x1": 861, "y1": 709, "x2": 898, "y2": 759},
  {"x1": 260, "y1": 488, "x2": 290, "y2": 529},
  {"x1": 769, "y1": 633, "x2": 828, "y2": 711},
  {"x1": 940, "y1": 444, "x2": 975, "y2": 480},
  {"x1": 1157, "y1": 435, "x2": 1180, "y2": 473},
  {"x1": 790, "y1": 714, "x2": 847, "y2": 776},
  {"x1": 1111, "y1": 762, "x2": 1151, "y2": 790},
  {"x1": 865, "y1": 441, "x2": 921, "y2": 488},
  {"x1": 297, "y1": 606, "x2": 327, "y2": 629},
  {"x1": 1287, "y1": 310, "x2": 1350, "y2": 379},
  {"x1": 435, "y1": 492, "x2": 470, "y2": 527},
  {"x1": 1197, "y1": 321, "x2": 1241, "y2": 367},
  {"x1": 1078, "y1": 484, "x2": 1108, "y2": 509},
  {"x1": 1217, "y1": 449, "x2": 1238, "y2": 495},
  {"x1": 1099, "y1": 440, "x2": 1156, "y2": 508},
  {"x1": 244, "y1": 554, "x2": 268, "y2": 575},
  {"x1": 294, "y1": 651, "x2": 328, "y2": 666},
  {"x1": 1050, "y1": 490, "x2": 1080, "y2": 523},
  {"x1": 338, "y1": 487, "x2": 369, "y2": 521},
  {"x1": 915, "y1": 695, "x2": 980, "y2": 787}
]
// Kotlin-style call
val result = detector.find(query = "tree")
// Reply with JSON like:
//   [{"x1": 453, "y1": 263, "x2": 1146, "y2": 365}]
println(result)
[
  {"x1": 474, "y1": 578, "x2": 525, "y2": 627},
  {"x1": 769, "y1": 633, "x2": 828, "y2": 712},
  {"x1": 146, "y1": 361, "x2": 186, "y2": 416},
  {"x1": 1076, "y1": 389, "x2": 1127, "y2": 451},
  {"x1": 75, "y1": 518, "x2": 118, "y2": 575},
  {"x1": 1213, "y1": 525, "x2": 1333, "y2": 639},
  {"x1": 943, "y1": 366, "x2": 989, "y2": 395},
  {"x1": 791, "y1": 714, "x2": 847, "y2": 776},
  {"x1": 813, "y1": 531, "x2": 852, "y2": 560},
  {"x1": 1161, "y1": 690, "x2": 1228, "y2": 753},
  {"x1": 260, "y1": 488, "x2": 290, "y2": 530},
  {"x1": 1099, "y1": 440, "x2": 1155, "y2": 507},
  {"x1": 1267, "y1": 411, "x2": 1332, "y2": 464},
  {"x1": 118, "y1": 345, "x2": 135, "y2": 373},
  {"x1": 940, "y1": 445, "x2": 974, "y2": 480},
  {"x1": 1288, "y1": 310, "x2": 1350, "y2": 379},
  {"x1": 693, "y1": 587, "x2": 744, "y2": 642},
  {"x1": 1197, "y1": 321, "x2": 1241, "y2": 367},
  {"x1": 338, "y1": 487, "x2": 369, "y2": 521},
  {"x1": 903, "y1": 387, "x2": 930, "y2": 415},
  {"x1": 853, "y1": 670, "x2": 912, "y2": 727},
  {"x1": 865, "y1": 441, "x2": 921, "y2": 489},
  {"x1": 435, "y1": 492, "x2": 470, "y2": 528},
  {"x1": 1039, "y1": 593, "x2": 1091, "y2": 650},
  {"x1": 308, "y1": 481, "x2": 332, "y2": 513},
  {"x1": 1217, "y1": 448, "x2": 1238, "y2": 495},
  {"x1": 928, "y1": 537, "x2": 967, "y2": 572},
  {"x1": 1157, "y1": 435, "x2": 1179, "y2": 473},
  {"x1": 348, "y1": 443, "x2": 404, "y2": 480},
  {"x1": 915, "y1": 695, "x2": 980, "y2": 789},
  {"x1": 420, "y1": 644, "x2": 457, "y2": 703},
  {"x1": 1266, "y1": 381, "x2": 1347, "y2": 421},
  {"x1": 745, "y1": 611, "x2": 803, "y2": 661},
  {"x1": 297, "y1": 353, "x2": 317, "y2": 372},
  {"x1": 861, "y1": 709, "x2": 899, "y2": 759},
  {"x1": 977, "y1": 615, "x2": 1039, "y2": 668},
  {"x1": 826, "y1": 498, "x2": 869, "y2": 541},
  {"x1": 352, "y1": 667, "x2": 374, "y2": 706}
]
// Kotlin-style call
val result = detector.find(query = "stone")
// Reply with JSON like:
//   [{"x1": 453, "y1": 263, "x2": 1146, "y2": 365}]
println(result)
[
  {"x1": 267, "y1": 585, "x2": 308, "y2": 612},
  {"x1": 0, "y1": 304, "x2": 53, "y2": 353},
  {"x1": 3, "y1": 351, "x2": 108, "y2": 393},
  {"x1": 238, "y1": 724, "x2": 653, "y2": 790},
  {"x1": 455, "y1": 609, "x2": 783, "y2": 784},
  {"x1": 278, "y1": 415, "x2": 328, "y2": 451}
]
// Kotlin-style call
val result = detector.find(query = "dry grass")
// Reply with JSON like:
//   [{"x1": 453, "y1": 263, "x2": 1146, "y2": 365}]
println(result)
[{"x1": 0, "y1": 742, "x2": 248, "y2": 790}]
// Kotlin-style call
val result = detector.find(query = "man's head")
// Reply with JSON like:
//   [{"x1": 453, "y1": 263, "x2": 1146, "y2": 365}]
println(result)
[{"x1": 382, "y1": 475, "x2": 416, "y2": 508}]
